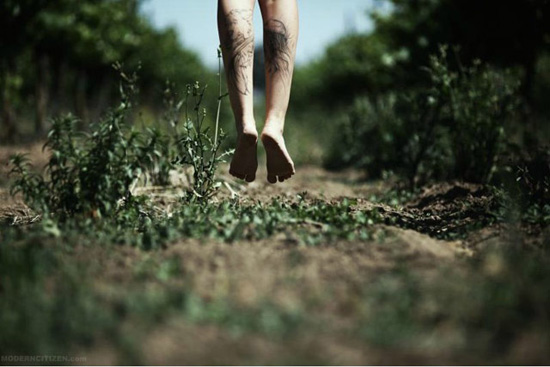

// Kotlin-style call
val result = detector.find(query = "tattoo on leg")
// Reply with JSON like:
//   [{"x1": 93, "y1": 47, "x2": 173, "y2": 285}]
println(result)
[
  {"x1": 221, "y1": 9, "x2": 254, "y2": 96},
  {"x1": 264, "y1": 19, "x2": 292, "y2": 84}
]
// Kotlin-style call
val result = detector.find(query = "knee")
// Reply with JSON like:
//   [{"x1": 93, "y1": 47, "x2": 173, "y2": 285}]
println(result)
[{"x1": 258, "y1": 0, "x2": 277, "y2": 10}]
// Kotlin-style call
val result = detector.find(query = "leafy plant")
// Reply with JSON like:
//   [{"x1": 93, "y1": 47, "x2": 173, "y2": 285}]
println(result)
[
  {"x1": 10, "y1": 66, "x2": 146, "y2": 219},
  {"x1": 326, "y1": 46, "x2": 521, "y2": 188},
  {"x1": 324, "y1": 94, "x2": 406, "y2": 178},
  {"x1": 431, "y1": 47, "x2": 520, "y2": 183},
  {"x1": 9, "y1": 55, "x2": 230, "y2": 220},
  {"x1": 170, "y1": 48, "x2": 231, "y2": 200},
  {"x1": 515, "y1": 147, "x2": 550, "y2": 208},
  {"x1": 140, "y1": 126, "x2": 175, "y2": 187},
  {"x1": 173, "y1": 82, "x2": 230, "y2": 201},
  {"x1": 499, "y1": 145, "x2": 550, "y2": 227}
]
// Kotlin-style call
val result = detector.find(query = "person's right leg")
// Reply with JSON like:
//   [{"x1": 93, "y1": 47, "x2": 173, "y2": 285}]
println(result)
[
  {"x1": 259, "y1": 0, "x2": 298, "y2": 183},
  {"x1": 218, "y1": 0, "x2": 258, "y2": 182}
]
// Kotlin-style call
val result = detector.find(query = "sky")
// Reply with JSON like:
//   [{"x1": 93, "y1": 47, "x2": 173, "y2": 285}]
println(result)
[{"x1": 140, "y1": 0, "x2": 379, "y2": 69}]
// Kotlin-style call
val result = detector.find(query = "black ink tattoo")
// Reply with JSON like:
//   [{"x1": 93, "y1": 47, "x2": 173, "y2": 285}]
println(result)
[
  {"x1": 264, "y1": 19, "x2": 292, "y2": 84},
  {"x1": 221, "y1": 9, "x2": 254, "y2": 95}
]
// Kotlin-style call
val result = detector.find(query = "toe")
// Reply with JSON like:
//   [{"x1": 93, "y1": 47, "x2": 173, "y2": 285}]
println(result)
[
  {"x1": 267, "y1": 174, "x2": 277, "y2": 184},
  {"x1": 245, "y1": 174, "x2": 256, "y2": 183}
]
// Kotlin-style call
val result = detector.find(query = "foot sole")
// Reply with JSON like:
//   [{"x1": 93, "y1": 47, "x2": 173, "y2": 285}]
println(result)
[{"x1": 261, "y1": 133, "x2": 295, "y2": 184}]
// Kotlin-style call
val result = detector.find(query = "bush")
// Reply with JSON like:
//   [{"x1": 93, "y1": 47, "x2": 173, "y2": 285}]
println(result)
[
  {"x1": 9, "y1": 62, "x2": 230, "y2": 221},
  {"x1": 325, "y1": 46, "x2": 521, "y2": 188},
  {"x1": 432, "y1": 51, "x2": 520, "y2": 183},
  {"x1": 496, "y1": 145, "x2": 550, "y2": 227},
  {"x1": 324, "y1": 95, "x2": 408, "y2": 178},
  {"x1": 10, "y1": 68, "x2": 146, "y2": 220}
]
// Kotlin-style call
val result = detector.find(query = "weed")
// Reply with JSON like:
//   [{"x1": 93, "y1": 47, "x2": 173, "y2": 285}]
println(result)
[
  {"x1": 326, "y1": 46, "x2": 521, "y2": 188},
  {"x1": 174, "y1": 81, "x2": 230, "y2": 201},
  {"x1": 9, "y1": 53, "x2": 231, "y2": 221},
  {"x1": 496, "y1": 145, "x2": 550, "y2": 227},
  {"x1": 172, "y1": 48, "x2": 231, "y2": 201},
  {"x1": 432, "y1": 47, "x2": 520, "y2": 183},
  {"x1": 140, "y1": 125, "x2": 175, "y2": 186},
  {"x1": 9, "y1": 66, "x2": 151, "y2": 220}
]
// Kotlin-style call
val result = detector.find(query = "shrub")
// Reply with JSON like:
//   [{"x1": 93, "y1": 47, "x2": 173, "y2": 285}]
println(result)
[
  {"x1": 497, "y1": 145, "x2": 550, "y2": 227},
  {"x1": 10, "y1": 59, "x2": 230, "y2": 220},
  {"x1": 430, "y1": 48, "x2": 520, "y2": 183},
  {"x1": 514, "y1": 147, "x2": 550, "y2": 207},
  {"x1": 10, "y1": 67, "x2": 146, "y2": 219},
  {"x1": 173, "y1": 81, "x2": 231, "y2": 201},
  {"x1": 325, "y1": 46, "x2": 521, "y2": 188},
  {"x1": 324, "y1": 95, "x2": 408, "y2": 178}
]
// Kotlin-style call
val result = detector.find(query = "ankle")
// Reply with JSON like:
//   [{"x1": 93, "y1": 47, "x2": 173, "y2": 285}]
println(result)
[
  {"x1": 239, "y1": 126, "x2": 257, "y2": 138},
  {"x1": 236, "y1": 119, "x2": 257, "y2": 137},
  {"x1": 261, "y1": 124, "x2": 283, "y2": 138},
  {"x1": 263, "y1": 117, "x2": 285, "y2": 132}
]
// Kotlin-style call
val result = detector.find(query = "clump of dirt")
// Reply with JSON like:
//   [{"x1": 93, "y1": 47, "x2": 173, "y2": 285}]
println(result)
[
  {"x1": 0, "y1": 189, "x2": 34, "y2": 225},
  {"x1": 375, "y1": 182, "x2": 501, "y2": 240}
]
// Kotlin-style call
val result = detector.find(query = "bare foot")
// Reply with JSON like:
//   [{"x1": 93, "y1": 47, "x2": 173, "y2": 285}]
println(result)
[
  {"x1": 229, "y1": 127, "x2": 258, "y2": 182},
  {"x1": 261, "y1": 127, "x2": 295, "y2": 184}
]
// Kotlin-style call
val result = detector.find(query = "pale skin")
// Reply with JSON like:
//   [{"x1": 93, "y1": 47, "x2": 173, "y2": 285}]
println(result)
[{"x1": 217, "y1": 0, "x2": 298, "y2": 183}]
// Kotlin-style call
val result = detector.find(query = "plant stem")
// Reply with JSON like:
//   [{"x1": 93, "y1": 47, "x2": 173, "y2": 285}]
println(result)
[{"x1": 214, "y1": 47, "x2": 223, "y2": 147}]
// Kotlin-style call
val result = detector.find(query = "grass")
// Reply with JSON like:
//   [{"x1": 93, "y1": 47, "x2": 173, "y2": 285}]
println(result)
[
  {"x1": 2, "y1": 215, "x2": 550, "y2": 364},
  {"x1": 0, "y1": 195, "x2": 383, "y2": 249}
]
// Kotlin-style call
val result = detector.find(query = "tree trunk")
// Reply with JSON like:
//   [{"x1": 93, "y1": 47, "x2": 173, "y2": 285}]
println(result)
[
  {"x1": 52, "y1": 59, "x2": 69, "y2": 115},
  {"x1": 75, "y1": 70, "x2": 89, "y2": 129},
  {"x1": 35, "y1": 53, "x2": 49, "y2": 136},
  {"x1": 95, "y1": 75, "x2": 112, "y2": 119},
  {"x1": 1, "y1": 68, "x2": 17, "y2": 142}
]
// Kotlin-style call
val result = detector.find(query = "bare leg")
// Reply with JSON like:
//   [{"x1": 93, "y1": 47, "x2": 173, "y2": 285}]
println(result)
[
  {"x1": 218, "y1": 0, "x2": 258, "y2": 182},
  {"x1": 259, "y1": 0, "x2": 298, "y2": 183}
]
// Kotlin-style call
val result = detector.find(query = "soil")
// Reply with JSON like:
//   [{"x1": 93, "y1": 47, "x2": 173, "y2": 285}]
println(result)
[{"x1": 0, "y1": 141, "x2": 545, "y2": 365}]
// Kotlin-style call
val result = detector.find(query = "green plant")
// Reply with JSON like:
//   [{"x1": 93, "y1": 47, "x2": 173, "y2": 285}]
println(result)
[
  {"x1": 9, "y1": 53, "x2": 231, "y2": 221},
  {"x1": 515, "y1": 147, "x2": 550, "y2": 207},
  {"x1": 10, "y1": 65, "x2": 148, "y2": 219},
  {"x1": 173, "y1": 82, "x2": 229, "y2": 201},
  {"x1": 432, "y1": 47, "x2": 520, "y2": 183},
  {"x1": 324, "y1": 79, "x2": 449, "y2": 188},
  {"x1": 140, "y1": 125, "x2": 175, "y2": 187},
  {"x1": 324, "y1": 94, "x2": 405, "y2": 177},
  {"x1": 325, "y1": 46, "x2": 521, "y2": 188},
  {"x1": 172, "y1": 48, "x2": 231, "y2": 201},
  {"x1": 511, "y1": 146, "x2": 550, "y2": 227}
]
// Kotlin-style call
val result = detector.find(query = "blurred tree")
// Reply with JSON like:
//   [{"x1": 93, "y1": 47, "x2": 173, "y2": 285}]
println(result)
[
  {"x1": 132, "y1": 24, "x2": 207, "y2": 105},
  {"x1": 0, "y1": 0, "x2": 48, "y2": 139},
  {"x1": 0, "y1": 0, "x2": 209, "y2": 140},
  {"x1": 293, "y1": 0, "x2": 550, "y2": 110},
  {"x1": 374, "y1": 0, "x2": 550, "y2": 100}
]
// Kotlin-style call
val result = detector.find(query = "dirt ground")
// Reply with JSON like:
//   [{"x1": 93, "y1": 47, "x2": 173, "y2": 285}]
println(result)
[{"x1": 1, "y1": 142, "x2": 545, "y2": 365}]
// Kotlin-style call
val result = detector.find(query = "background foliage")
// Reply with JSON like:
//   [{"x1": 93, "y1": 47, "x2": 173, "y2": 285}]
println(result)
[{"x1": 0, "y1": 0, "x2": 215, "y2": 140}]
